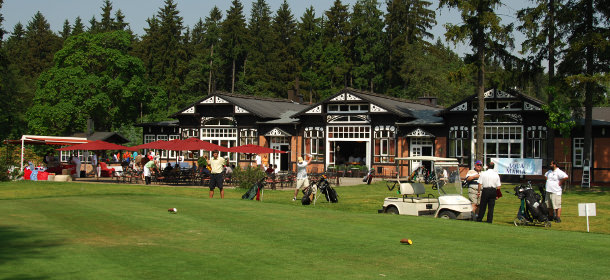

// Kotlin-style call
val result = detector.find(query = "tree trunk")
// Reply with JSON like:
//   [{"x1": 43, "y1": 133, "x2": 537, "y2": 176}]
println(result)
[
  {"x1": 583, "y1": 0, "x2": 593, "y2": 168},
  {"x1": 208, "y1": 43, "x2": 214, "y2": 95},
  {"x1": 231, "y1": 58, "x2": 236, "y2": 94},
  {"x1": 475, "y1": 16, "x2": 485, "y2": 162},
  {"x1": 546, "y1": 0, "x2": 556, "y2": 162}
]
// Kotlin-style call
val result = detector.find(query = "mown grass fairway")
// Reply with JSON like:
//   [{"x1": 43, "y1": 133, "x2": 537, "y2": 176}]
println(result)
[{"x1": 1, "y1": 181, "x2": 609, "y2": 279}]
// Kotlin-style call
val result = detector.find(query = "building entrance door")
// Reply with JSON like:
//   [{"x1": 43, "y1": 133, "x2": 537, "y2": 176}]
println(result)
[
  {"x1": 270, "y1": 143, "x2": 289, "y2": 172},
  {"x1": 410, "y1": 138, "x2": 434, "y2": 174}
]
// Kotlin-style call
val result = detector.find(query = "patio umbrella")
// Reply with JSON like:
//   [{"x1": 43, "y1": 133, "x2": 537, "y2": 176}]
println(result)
[
  {"x1": 227, "y1": 144, "x2": 286, "y2": 154},
  {"x1": 227, "y1": 144, "x2": 287, "y2": 169},
  {"x1": 57, "y1": 140, "x2": 134, "y2": 151},
  {"x1": 163, "y1": 137, "x2": 229, "y2": 152},
  {"x1": 129, "y1": 139, "x2": 170, "y2": 150}
]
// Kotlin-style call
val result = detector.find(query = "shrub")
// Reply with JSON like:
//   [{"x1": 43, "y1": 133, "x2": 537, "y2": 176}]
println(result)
[{"x1": 232, "y1": 165, "x2": 266, "y2": 189}]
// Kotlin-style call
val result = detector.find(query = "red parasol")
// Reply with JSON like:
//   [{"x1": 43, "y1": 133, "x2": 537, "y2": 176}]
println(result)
[
  {"x1": 227, "y1": 144, "x2": 286, "y2": 154},
  {"x1": 162, "y1": 137, "x2": 229, "y2": 152},
  {"x1": 56, "y1": 140, "x2": 134, "y2": 151}
]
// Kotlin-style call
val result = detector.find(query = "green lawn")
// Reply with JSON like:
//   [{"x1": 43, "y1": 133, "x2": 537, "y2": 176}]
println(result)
[{"x1": 1, "y1": 181, "x2": 608, "y2": 279}]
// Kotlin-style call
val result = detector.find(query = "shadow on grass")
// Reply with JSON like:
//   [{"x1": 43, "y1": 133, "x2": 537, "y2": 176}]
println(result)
[{"x1": 0, "y1": 226, "x2": 65, "y2": 279}]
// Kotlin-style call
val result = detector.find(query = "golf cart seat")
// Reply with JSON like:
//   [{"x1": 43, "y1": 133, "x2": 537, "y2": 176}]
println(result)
[{"x1": 399, "y1": 182, "x2": 436, "y2": 203}]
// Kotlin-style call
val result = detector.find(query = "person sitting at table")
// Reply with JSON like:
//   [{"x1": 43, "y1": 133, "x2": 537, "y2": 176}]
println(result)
[
  {"x1": 265, "y1": 165, "x2": 275, "y2": 176},
  {"x1": 163, "y1": 162, "x2": 174, "y2": 176}
]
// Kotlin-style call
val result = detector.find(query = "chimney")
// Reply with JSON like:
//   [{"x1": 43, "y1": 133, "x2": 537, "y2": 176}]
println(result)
[
  {"x1": 287, "y1": 89, "x2": 296, "y2": 102},
  {"x1": 418, "y1": 96, "x2": 437, "y2": 106}
]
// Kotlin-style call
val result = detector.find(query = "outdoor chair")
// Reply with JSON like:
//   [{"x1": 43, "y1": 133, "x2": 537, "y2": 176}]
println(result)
[{"x1": 99, "y1": 162, "x2": 115, "y2": 177}]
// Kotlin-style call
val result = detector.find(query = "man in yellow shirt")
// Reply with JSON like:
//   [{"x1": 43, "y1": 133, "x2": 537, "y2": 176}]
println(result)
[{"x1": 208, "y1": 150, "x2": 227, "y2": 199}]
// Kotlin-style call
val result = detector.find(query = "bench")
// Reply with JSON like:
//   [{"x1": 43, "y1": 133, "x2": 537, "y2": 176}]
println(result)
[{"x1": 399, "y1": 182, "x2": 437, "y2": 203}]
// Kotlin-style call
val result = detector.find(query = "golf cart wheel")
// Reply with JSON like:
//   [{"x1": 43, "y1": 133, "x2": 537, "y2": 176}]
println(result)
[
  {"x1": 385, "y1": 206, "x2": 399, "y2": 215},
  {"x1": 544, "y1": 221, "x2": 552, "y2": 228},
  {"x1": 438, "y1": 210, "x2": 457, "y2": 219},
  {"x1": 513, "y1": 217, "x2": 525, "y2": 226}
]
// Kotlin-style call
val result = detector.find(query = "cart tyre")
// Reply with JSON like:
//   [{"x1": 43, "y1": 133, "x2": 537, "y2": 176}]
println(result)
[
  {"x1": 438, "y1": 210, "x2": 457, "y2": 219},
  {"x1": 386, "y1": 206, "x2": 399, "y2": 215}
]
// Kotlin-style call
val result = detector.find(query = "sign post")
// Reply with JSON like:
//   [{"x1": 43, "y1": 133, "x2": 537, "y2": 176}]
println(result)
[{"x1": 578, "y1": 203, "x2": 596, "y2": 232}]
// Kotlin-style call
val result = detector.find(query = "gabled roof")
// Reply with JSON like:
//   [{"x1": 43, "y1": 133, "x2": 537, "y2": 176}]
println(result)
[
  {"x1": 70, "y1": 132, "x2": 130, "y2": 144},
  {"x1": 293, "y1": 87, "x2": 443, "y2": 118},
  {"x1": 134, "y1": 120, "x2": 179, "y2": 127},
  {"x1": 171, "y1": 92, "x2": 309, "y2": 119},
  {"x1": 442, "y1": 88, "x2": 545, "y2": 114}
]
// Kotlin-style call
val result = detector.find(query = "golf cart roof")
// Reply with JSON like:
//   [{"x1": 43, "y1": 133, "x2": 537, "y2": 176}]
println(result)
[{"x1": 395, "y1": 156, "x2": 458, "y2": 162}]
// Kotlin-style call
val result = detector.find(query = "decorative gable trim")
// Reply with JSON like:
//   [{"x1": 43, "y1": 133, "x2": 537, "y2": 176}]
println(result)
[
  {"x1": 484, "y1": 89, "x2": 494, "y2": 98},
  {"x1": 524, "y1": 101, "x2": 541, "y2": 111},
  {"x1": 330, "y1": 94, "x2": 345, "y2": 101},
  {"x1": 345, "y1": 93, "x2": 361, "y2": 101},
  {"x1": 306, "y1": 105, "x2": 322, "y2": 114},
  {"x1": 406, "y1": 128, "x2": 434, "y2": 137},
  {"x1": 235, "y1": 106, "x2": 249, "y2": 114},
  {"x1": 182, "y1": 106, "x2": 195, "y2": 114},
  {"x1": 264, "y1": 127, "x2": 292, "y2": 137},
  {"x1": 215, "y1": 96, "x2": 229, "y2": 103},
  {"x1": 495, "y1": 90, "x2": 514, "y2": 98},
  {"x1": 200, "y1": 96, "x2": 215, "y2": 104},
  {"x1": 451, "y1": 102, "x2": 468, "y2": 111},
  {"x1": 370, "y1": 104, "x2": 387, "y2": 112}
]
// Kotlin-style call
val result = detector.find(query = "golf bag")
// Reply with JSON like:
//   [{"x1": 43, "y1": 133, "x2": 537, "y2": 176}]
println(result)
[
  {"x1": 513, "y1": 182, "x2": 550, "y2": 225},
  {"x1": 301, "y1": 184, "x2": 314, "y2": 205},
  {"x1": 362, "y1": 168, "x2": 374, "y2": 185},
  {"x1": 318, "y1": 175, "x2": 338, "y2": 203},
  {"x1": 242, "y1": 178, "x2": 265, "y2": 200}
]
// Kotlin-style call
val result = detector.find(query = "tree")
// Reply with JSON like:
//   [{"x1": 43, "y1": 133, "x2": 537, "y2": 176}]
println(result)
[
  {"x1": 241, "y1": 0, "x2": 275, "y2": 96},
  {"x1": 203, "y1": 7, "x2": 223, "y2": 94},
  {"x1": 351, "y1": 0, "x2": 385, "y2": 92},
  {"x1": 518, "y1": 0, "x2": 567, "y2": 161},
  {"x1": 23, "y1": 12, "x2": 62, "y2": 78},
  {"x1": 72, "y1": 16, "x2": 85, "y2": 36},
  {"x1": 297, "y1": 6, "x2": 324, "y2": 101},
  {"x1": 322, "y1": 0, "x2": 351, "y2": 89},
  {"x1": 440, "y1": 0, "x2": 514, "y2": 161},
  {"x1": 26, "y1": 31, "x2": 159, "y2": 135},
  {"x1": 558, "y1": 0, "x2": 610, "y2": 168},
  {"x1": 100, "y1": 0, "x2": 114, "y2": 32},
  {"x1": 60, "y1": 19, "x2": 71, "y2": 39},
  {"x1": 385, "y1": 0, "x2": 436, "y2": 90},
  {"x1": 220, "y1": 0, "x2": 247, "y2": 93},
  {"x1": 271, "y1": 0, "x2": 299, "y2": 98}
]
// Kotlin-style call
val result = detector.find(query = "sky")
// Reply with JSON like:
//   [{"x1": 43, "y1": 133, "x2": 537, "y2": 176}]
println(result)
[{"x1": 1, "y1": 0, "x2": 528, "y2": 57}]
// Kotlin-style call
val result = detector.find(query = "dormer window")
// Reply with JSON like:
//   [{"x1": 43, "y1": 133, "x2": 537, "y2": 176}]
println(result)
[{"x1": 327, "y1": 104, "x2": 368, "y2": 113}]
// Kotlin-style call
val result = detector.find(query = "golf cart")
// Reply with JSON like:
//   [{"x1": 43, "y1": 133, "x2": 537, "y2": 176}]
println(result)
[{"x1": 378, "y1": 156, "x2": 473, "y2": 220}]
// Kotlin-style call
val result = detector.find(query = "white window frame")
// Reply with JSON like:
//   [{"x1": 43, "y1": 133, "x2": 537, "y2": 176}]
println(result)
[
  {"x1": 573, "y1": 138, "x2": 584, "y2": 167},
  {"x1": 305, "y1": 127, "x2": 324, "y2": 162},
  {"x1": 327, "y1": 104, "x2": 368, "y2": 113},
  {"x1": 201, "y1": 127, "x2": 237, "y2": 163},
  {"x1": 474, "y1": 125, "x2": 523, "y2": 164},
  {"x1": 168, "y1": 135, "x2": 180, "y2": 159},
  {"x1": 373, "y1": 126, "x2": 396, "y2": 163},
  {"x1": 157, "y1": 135, "x2": 169, "y2": 158}
]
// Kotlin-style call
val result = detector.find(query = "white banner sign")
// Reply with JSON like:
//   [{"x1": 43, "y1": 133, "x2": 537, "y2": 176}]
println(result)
[
  {"x1": 579, "y1": 203, "x2": 596, "y2": 216},
  {"x1": 491, "y1": 158, "x2": 543, "y2": 175}
]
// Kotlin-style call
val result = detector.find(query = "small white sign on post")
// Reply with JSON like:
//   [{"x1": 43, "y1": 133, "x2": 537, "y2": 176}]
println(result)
[{"x1": 578, "y1": 203, "x2": 596, "y2": 232}]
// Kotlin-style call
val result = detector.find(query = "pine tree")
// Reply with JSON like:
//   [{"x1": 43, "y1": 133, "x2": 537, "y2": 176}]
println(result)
[
  {"x1": 272, "y1": 0, "x2": 299, "y2": 98},
  {"x1": 100, "y1": 0, "x2": 114, "y2": 32},
  {"x1": 88, "y1": 16, "x2": 99, "y2": 33},
  {"x1": 298, "y1": 6, "x2": 324, "y2": 101},
  {"x1": 220, "y1": 0, "x2": 247, "y2": 93},
  {"x1": 60, "y1": 19, "x2": 71, "y2": 39},
  {"x1": 558, "y1": 0, "x2": 610, "y2": 168},
  {"x1": 241, "y1": 0, "x2": 274, "y2": 96},
  {"x1": 385, "y1": 0, "x2": 436, "y2": 91},
  {"x1": 72, "y1": 16, "x2": 85, "y2": 36},
  {"x1": 440, "y1": 0, "x2": 514, "y2": 160},
  {"x1": 351, "y1": 0, "x2": 385, "y2": 92},
  {"x1": 322, "y1": 0, "x2": 351, "y2": 89},
  {"x1": 24, "y1": 12, "x2": 62, "y2": 79},
  {"x1": 114, "y1": 9, "x2": 129, "y2": 31},
  {"x1": 154, "y1": 0, "x2": 184, "y2": 111},
  {"x1": 203, "y1": 7, "x2": 223, "y2": 94}
]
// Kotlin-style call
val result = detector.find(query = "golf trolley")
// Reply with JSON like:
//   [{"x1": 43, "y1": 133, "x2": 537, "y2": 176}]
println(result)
[
  {"x1": 512, "y1": 182, "x2": 552, "y2": 227},
  {"x1": 379, "y1": 156, "x2": 472, "y2": 220},
  {"x1": 302, "y1": 174, "x2": 338, "y2": 205}
]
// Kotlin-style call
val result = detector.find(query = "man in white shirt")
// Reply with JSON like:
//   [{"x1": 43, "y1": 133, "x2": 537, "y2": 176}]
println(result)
[
  {"x1": 477, "y1": 162, "x2": 501, "y2": 223},
  {"x1": 71, "y1": 154, "x2": 81, "y2": 178},
  {"x1": 545, "y1": 160, "x2": 569, "y2": 223}
]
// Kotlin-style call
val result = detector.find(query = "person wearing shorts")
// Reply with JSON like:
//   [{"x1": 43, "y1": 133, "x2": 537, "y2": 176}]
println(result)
[
  {"x1": 293, "y1": 154, "x2": 313, "y2": 201},
  {"x1": 465, "y1": 160, "x2": 483, "y2": 219},
  {"x1": 545, "y1": 160, "x2": 568, "y2": 223},
  {"x1": 208, "y1": 150, "x2": 226, "y2": 199}
]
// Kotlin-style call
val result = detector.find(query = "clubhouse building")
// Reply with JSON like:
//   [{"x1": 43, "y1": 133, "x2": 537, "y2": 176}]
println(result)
[{"x1": 138, "y1": 87, "x2": 610, "y2": 185}]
